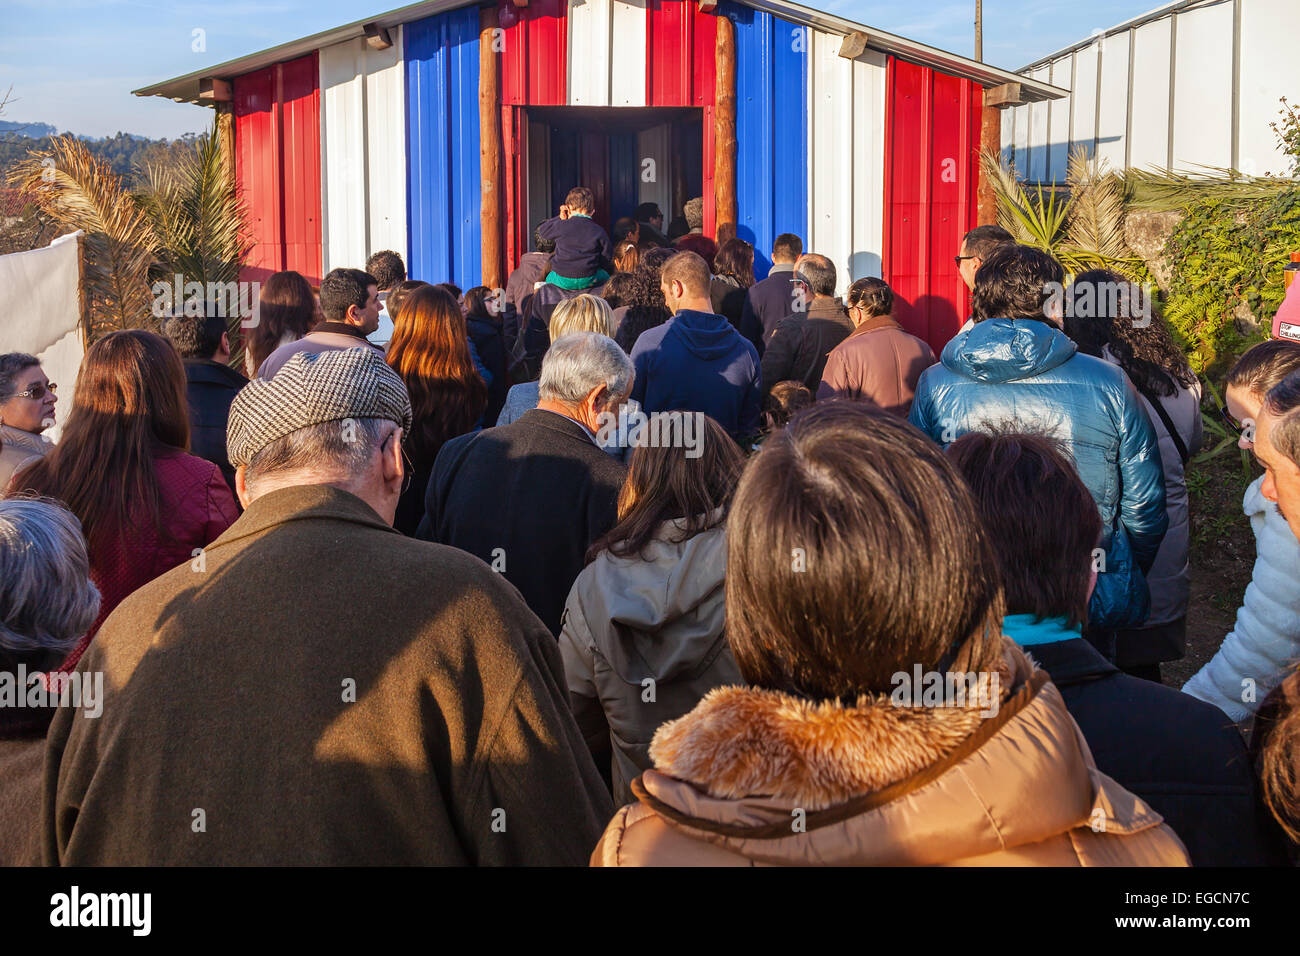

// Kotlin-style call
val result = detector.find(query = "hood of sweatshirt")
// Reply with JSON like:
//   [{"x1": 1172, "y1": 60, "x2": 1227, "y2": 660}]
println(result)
[
  {"x1": 941, "y1": 317, "x2": 1077, "y2": 384},
  {"x1": 668, "y1": 309, "x2": 744, "y2": 362}
]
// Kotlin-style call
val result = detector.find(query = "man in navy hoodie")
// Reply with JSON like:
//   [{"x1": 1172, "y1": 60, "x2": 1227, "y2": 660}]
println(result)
[{"x1": 629, "y1": 251, "x2": 762, "y2": 439}]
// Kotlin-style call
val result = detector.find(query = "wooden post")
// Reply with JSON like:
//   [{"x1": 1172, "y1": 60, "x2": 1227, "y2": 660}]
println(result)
[
  {"x1": 714, "y1": 14, "x2": 737, "y2": 238},
  {"x1": 479, "y1": 6, "x2": 503, "y2": 290},
  {"x1": 977, "y1": 104, "x2": 1001, "y2": 226},
  {"x1": 215, "y1": 102, "x2": 236, "y2": 193}
]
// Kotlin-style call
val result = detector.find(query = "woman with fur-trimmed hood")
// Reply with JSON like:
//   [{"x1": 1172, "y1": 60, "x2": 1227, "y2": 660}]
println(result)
[{"x1": 592, "y1": 402, "x2": 1190, "y2": 867}]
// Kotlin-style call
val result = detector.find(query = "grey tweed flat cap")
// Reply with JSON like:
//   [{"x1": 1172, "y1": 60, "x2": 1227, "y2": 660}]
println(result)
[{"x1": 227, "y1": 346, "x2": 413, "y2": 468}]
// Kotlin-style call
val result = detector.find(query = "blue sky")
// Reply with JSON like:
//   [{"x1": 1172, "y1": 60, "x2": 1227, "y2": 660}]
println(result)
[{"x1": 1, "y1": 0, "x2": 1161, "y2": 139}]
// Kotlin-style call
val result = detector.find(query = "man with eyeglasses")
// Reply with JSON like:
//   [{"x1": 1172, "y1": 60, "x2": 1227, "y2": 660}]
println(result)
[
  {"x1": 0, "y1": 353, "x2": 57, "y2": 492},
  {"x1": 953, "y1": 224, "x2": 1015, "y2": 336}
]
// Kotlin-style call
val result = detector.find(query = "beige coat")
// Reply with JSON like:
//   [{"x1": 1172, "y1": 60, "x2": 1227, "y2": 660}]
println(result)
[
  {"x1": 0, "y1": 736, "x2": 44, "y2": 866},
  {"x1": 593, "y1": 642, "x2": 1189, "y2": 866},
  {"x1": 817, "y1": 315, "x2": 936, "y2": 416},
  {"x1": 0, "y1": 424, "x2": 50, "y2": 493}
]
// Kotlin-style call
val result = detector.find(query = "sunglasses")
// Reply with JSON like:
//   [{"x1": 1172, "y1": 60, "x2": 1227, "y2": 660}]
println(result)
[
  {"x1": 954, "y1": 255, "x2": 977, "y2": 267},
  {"x1": 13, "y1": 382, "x2": 56, "y2": 400},
  {"x1": 1217, "y1": 402, "x2": 1243, "y2": 437}
]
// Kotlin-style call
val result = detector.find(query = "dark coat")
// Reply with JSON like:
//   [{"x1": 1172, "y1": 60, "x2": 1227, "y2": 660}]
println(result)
[
  {"x1": 467, "y1": 316, "x2": 508, "y2": 426},
  {"x1": 760, "y1": 297, "x2": 855, "y2": 396},
  {"x1": 182, "y1": 358, "x2": 247, "y2": 493},
  {"x1": 41, "y1": 484, "x2": 614, "y2": 864},
  {"x1": 740, "y1": 264, "x2": 797, "y2": 351},
  {"x1": 417, "y1": 409, "x2": 626, "y2": 636},
  {"x1": 1028, "y1": 637, "x2": 1290, "y2": 866},
  {"x1": 504, "y1": 251, "x2": 552, "y2": 355},
  {"x1": 710, "y1": 275, "x2": 748, "y2": 332},
  {"x1": 537, "y1": 215, "x2": 614, "y2": 280}
]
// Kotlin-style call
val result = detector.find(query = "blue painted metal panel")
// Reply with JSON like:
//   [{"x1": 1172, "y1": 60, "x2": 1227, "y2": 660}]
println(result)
[
  {"x1": 609, "y1": 132, "x2": 639, "y2": 223},
  {"x1": 724, "y1": 1, "x2": 807, "y2": 279},
  {"x1": 406, "y1": 8, "x2": 481, "y2": 289}
]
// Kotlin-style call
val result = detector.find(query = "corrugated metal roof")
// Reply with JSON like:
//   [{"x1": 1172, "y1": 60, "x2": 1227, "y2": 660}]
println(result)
[
  {"x1": 134, "y1": 0, "x2": 1066, "y2": 106},
  {"x1": 1017, "y1": 0, "x2": 1218, "y2": 72}
]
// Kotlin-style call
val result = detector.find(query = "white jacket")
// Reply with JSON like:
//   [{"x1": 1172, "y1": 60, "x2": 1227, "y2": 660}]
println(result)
[{"x1": 1183, "y1": 475, "x2": 1300, "y2": 719}]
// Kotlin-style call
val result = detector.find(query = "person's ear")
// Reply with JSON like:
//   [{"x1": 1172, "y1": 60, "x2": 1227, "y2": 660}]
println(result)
[
  {"x1": 220, "y1": 331, "x2": 231, "y2": 354},
  {"x1": 235, "y1": 466, "x2": 252, "y2": 509},
  {"x1": 382, "y1": 427, "x2": 404, "y2": 486}
]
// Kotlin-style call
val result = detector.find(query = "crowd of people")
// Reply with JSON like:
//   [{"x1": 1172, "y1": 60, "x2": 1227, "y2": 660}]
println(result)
[{"x1": 4, "y1": 186, "x2": 1300, "y2": 867}]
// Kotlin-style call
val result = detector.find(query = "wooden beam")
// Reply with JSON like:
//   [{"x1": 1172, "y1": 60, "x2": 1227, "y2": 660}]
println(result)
[
  {"x1": 510, "y1": 0, "x2": 528, "y2": 7},
  {"x1": 363, "y1": 23, "x2": 393, "y2": 50},
  {"x1": 977, "y1": 105, "x2": 1000, "y2": 226},
  {"x1": 983, "y1": 82, "x2": 1023, "y2": 109},
  {"x1": 199, "y1": 78, "x2": 233, "y2": 103},
  {"x1": 714, "y1": 14, "x2": 737, "y2": 237},
  {"x1": 698, "y1": 0, "x2": 718, "y2": 11},
  {"x1": 838, "y1": 31, "x2": 869, "y2": 60},
  {"x1": 479, "y1": 6, "x2": 503, "y2": 291}
]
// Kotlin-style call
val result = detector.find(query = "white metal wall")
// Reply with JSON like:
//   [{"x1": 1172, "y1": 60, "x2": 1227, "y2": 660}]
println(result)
[
  {"x1": 320, "y1": 30, "x2": 408, "y2": 273},
  {"x1": 1008, "y1": 0, "x2": 1298, "y2": 180},
  {"x1": 636, "y1": 123, "x2": 674, "y2": 226},
  {"x1": 566, "y1": 0, "x2": 648, "y2": 106},
  {"x1": 807, "y1": 28, "x2": 886, "y2": 291}
]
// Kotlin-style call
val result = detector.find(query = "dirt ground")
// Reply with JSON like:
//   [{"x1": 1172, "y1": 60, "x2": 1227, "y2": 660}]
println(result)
[{"x1": 1171, "y1": 440, "x2": 1261, "y2": 688}]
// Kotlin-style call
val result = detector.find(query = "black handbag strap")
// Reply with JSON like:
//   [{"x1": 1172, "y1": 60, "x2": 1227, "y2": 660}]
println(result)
[{"x1": 1137, "y1": 385, "x2": 1189, "y2": 466}]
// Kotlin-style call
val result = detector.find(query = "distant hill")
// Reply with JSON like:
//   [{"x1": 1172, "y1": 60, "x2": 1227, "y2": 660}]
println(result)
[
  {"x1": 0, "y1": 119, "x2": 60, "y2": 138},
  {"x1": 0, "y1": 126, "x2": 201, "y2": 184}
]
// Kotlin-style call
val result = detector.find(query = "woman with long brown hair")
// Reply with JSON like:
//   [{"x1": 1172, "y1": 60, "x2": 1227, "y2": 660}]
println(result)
[
  {"x1": 386, "y1": 285, "x2": 488, "y2": 535},
  {"x1": 244, "y1": 270, "x2": 320, "y2": 376},
  {"x1": 7, "y1": 330, "x2": 238, "y2": 671},
  {"x1": 709, "y1": 237, "x2": 754, "y2": 330},
  {"x1": 559, "y1": 413, "x2": 746, "y2": 805}
]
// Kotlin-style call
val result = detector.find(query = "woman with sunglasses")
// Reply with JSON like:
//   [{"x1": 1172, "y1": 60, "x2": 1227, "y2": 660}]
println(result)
[{"x1": 0, "y1": 354, "x2": 57, "y2": 493}]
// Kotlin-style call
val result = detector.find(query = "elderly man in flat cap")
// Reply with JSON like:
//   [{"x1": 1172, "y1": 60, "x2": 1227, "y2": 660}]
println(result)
[{"x1": 41, "y1": 347, "x2": 614, "y2": 866}]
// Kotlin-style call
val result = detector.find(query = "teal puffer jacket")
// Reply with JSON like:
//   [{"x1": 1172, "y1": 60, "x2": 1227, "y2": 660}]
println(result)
[{"x1": 908, "y1": 318, "x2": 1168, "y2": 626}]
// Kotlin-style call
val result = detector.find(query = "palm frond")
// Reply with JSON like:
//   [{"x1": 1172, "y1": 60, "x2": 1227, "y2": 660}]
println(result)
[{"x1": 1125, "y1": 164, "x2": 1294, "y2": 211}]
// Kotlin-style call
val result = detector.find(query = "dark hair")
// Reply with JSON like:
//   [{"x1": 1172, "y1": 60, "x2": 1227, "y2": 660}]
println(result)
[
  {"x1": 386, "y1": 280, "x2": 431, "y2": 329},
  {"x1": 0, "y1": 353, "x2": 42, "y2": 402},
  {"x1": 763, "y1": 381, "x2": 813, "y2": 429},
  {"x1": 1227, "y1": 340, "x2": 1300, "y2": 397},
  {"x1": 11, "y1": 330, "x2": 190, "y2": 554},
  {"x1": 565, "y1": 186, "x2": 595, "y2": 213},
  {"x1": 634, "y1": 202, "x2": 661, "y2": 222},
  {"x1": 713, "y1": 238, "x2": 755, "y2": 290},
  {"x1": 612, "y1": 217, "x2": 639, "y2": 245},
  {"x1": 666, "y1": 216, "x2": 689, "y2": 242},
  {"x1": 1263, "y1": 370, "x2": 1300, "y2": 467},
  {"x1": 795, "y1": 253, "x2": 836, "y2": 297},
  {"x1": 946, "y1": 431, "x2": 1102, "y2": 629},
  {"x1": 246, "y1": 270, "x2": 316, "y2": 374},
  {"x1": 726, "y1": 402, "x2": 1005, "y2": 699},
  {"x1": 600, "y1": 272, "x2": 637, "y2": 310},
  {"x1": 613, "y1": 250, "x2": 673, "y2": 352},
  {"x1": 846, "y1": 277, "x2": 894, "y2": 317},
  {"x1": 365, "y1": 250, "x2": 406, "y2": 290},
  {"x1": 772, "y1": 233, "x2": 803, "y2": 262},
  {"x1": 586, "y1": 414, "x2": 744, "y2": 564},
  {"x1": 462, "y1": 285, "x2": 496, "y2": 322},
  {"x1": 1063, "y1": 270, "x2": 1196, "y2": 397},
  {"x1": 1260, "y1": 667, "x2": 1300, "y2": 842},
  {"x1": 319, "y1": 268, "x2": 376, "y2": 322},
  {"x1": 162, "y1": 311, "x2": 226, "y2": 360},
  {"x1": 433, "y1": 282, "x2": 462, "y2": 301},
  {"x1": 533, "y1": 228, "x2": 556, "y2": 254},
  {"x1": 971, "y1": 244, "x2": 1064, "y2": 322},
  {"x1": 962, "y1": 224, "x2": 1014, "y2": 260}
]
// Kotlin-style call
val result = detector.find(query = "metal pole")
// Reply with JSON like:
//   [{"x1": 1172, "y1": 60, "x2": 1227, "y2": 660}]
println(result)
[{"x1": 975, "y1": 0, "x2": 983, "y2": 62}]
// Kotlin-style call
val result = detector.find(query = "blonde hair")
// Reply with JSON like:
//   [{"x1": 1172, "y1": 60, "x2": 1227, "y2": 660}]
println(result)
[{"x1": 549, "y1": 294, "x2": 613, "y2": 342}]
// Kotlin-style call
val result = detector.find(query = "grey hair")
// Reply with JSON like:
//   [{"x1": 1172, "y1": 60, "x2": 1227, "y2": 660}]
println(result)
[
  {"x1": 0, "y1": 353, "x2": 41, "y2": 403},
  {"x1": 538, "y1": 332, "x2": 633, "y2": 408},
  {"x1": 243, "y1": 417, "x2": 392, "y2": 491},
  {"x1": 0, "y1": 498, "x2": 101, "y2": 655},
  {"x1": 796, "y1": 254, "x2": 837, "y2": 297},
  {"x1": 1265, "y1": 370, "x2": 1300, "y2": 467}
]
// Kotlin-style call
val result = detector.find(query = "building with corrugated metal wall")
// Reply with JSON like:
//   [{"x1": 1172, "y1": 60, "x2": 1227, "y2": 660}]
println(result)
[
  {"x1": 136, "y1": 0, "x2": 1063, "y2": 355},
  {"x1": 1006, "y1": 0, "x2": 1300, "y2": 184}
]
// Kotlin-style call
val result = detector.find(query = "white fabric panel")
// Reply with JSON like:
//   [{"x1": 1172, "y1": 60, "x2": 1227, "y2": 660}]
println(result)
[
  {"x1": 1128, "y1": 19, "x2": 1171, "y2": 172},
  {"x1": 1239, "y1": 0, "x2": 1298, "y2": 177},
  {"x1": 637, "y1": 123, "x2": 673, "y2": 224},
  {"x1": 567, "y1": 0, "x2": 647, "y2": 107},
  {"x1": 320, "y1": 32, "x2": 406, "y2": 273},
  {"x1": 1072, "y1": 44, "x2": 1099, "y2": 159},
  {"x1": 1047, "y1": 58, "x2": 1071, "y2": 181},
  {"x1": 1096, "y1": 29, "x2": 1128, "y2": 170},
  {"x1": 0, "y1": 232, "x2": 85, "y2": 441},
  {"x1": 808, "y1": 29, "x2": 884, "y2": 289},
  {"x1": 1027, "y1": 65, "x2": 1051, "y2": 182},
  {"x1": 1172, "y1": 2, "x2": 1232, "y2": 172}
]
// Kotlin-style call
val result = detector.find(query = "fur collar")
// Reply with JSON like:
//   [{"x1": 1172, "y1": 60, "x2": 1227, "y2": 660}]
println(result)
[{"x1": 647, "y1": 643, "x2": 1025, "y2": 812}]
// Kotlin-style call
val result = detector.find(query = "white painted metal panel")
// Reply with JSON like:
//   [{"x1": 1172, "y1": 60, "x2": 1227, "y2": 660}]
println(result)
[
  {"x1": 1239, "y1": 0, "x2": 1297, "y2": 177},
  {"x1": 1172, "y1": 1, "x2": 1232, "y2": 172},
  {"x1": 637, "y1": 123, "x2": 673, "y2": 226},
  {"x1": 1128, "y1": 19, "x2": 1171, "y2": 172},
  {"x1": 807, "y1": 30, "x2": 884, "y2": 289},
  {"x1": 320, "y1": 32, "x2": 407, "y2": 273},
  {"x1": 1046, "y1": 57, "x2": 1071, "y2": 182},
  {"x1": 1001, "y1": 104, "x2": 1015, "y2": 166},
  {"x1": 1096, "y1": 30, "x2": 1128, "y2": 170},
  {"x1": 1013, "y1": 103, "x2": 1029, "y2": 176},
  {"x1": 567, "y1": 0, "x2": 647, "y2": 107},
  {"x1": 1071, "y1": 43, "x2": 1099, "y2": 160},
  {"x1": 1027, "y1": 65, "x2": 1051, "y2": 182}
]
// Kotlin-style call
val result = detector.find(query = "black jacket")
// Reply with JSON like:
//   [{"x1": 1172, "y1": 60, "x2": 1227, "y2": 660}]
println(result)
[
  {"x1": 740, "y1": 265, "x2": 797, "y2": 353},
  {"x1": 504, "y1": 252, "x2": 552, "y2": 355},
  {"x1": 536, "y1": 215, "x2": 614, "y2": 280},
  {"x1": 467, "y1": 316, "x2": 508, "y2": 426},
  {"x1": 416, "y1": 409, "x2": 626, "y2": 636},
  {"x1": 182, "y1": 358, "x2": 247, "y2": 494},
  {"x1": 1028, "y1": 637, "x2": 1289, "y2": 866},
  {"x1": 760, "y1": 297, "x2": 854, "y2": 397}
]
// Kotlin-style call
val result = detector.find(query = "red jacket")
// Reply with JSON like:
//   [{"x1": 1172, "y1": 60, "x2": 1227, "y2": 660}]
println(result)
[{"x1": 60, "y1": 448, "x2": 239, "y2": 672}]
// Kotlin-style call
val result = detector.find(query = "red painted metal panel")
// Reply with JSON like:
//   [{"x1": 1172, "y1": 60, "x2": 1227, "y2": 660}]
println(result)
[
  {"x1": 884, "y1": 58, "x2": 982, "y2": 356},
  {"x1": 647, "y1": 0, "x2": 716, "y2": 107},
  {"x1": 499, "y1": 0, "x2": 567, "y2": 106},
  {"x1": 278, "y1": 53, "x2": 322, "y2": 286},
  {"x1": 234, "y1": 66, "x2": 281, "y2": 286},
  {"x1": 702, "y1": 104, "x2": 716, "y2": 236}
]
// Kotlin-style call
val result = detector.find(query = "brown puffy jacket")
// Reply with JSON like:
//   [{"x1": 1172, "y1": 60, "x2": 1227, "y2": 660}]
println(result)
[
  {"x1": 816, "y1": 315, "x2": 936, "y2": 416},
  {"x1": 593, "y1": 643, "x2": 1190, "y2": 866}
]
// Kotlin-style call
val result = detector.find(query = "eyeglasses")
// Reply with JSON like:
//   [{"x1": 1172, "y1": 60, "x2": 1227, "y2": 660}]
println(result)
[
  {"x1": 13, "y1": 382, "x2": 56, "y2": 400},
  {"x1": 954, "y1": 255, "x2": 977, "y2": 267},
  {"x1": 1217, "y1": 402, "x2": 1243, "y2": 437}
]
